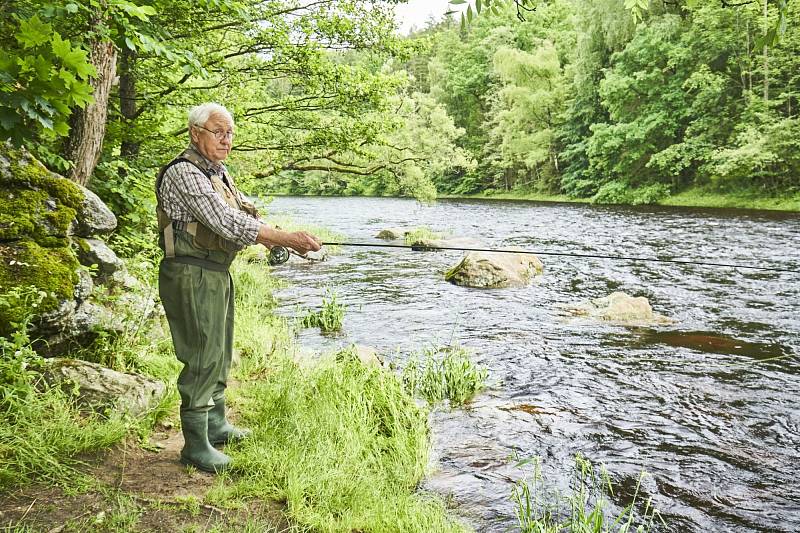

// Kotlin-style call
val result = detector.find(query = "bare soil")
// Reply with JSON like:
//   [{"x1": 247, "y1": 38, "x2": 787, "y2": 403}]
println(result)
[{"x1": 0, "y1": 424, "x2": 291, "y2": 532}]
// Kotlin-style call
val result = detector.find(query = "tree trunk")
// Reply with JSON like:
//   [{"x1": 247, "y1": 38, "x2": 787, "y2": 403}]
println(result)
[
  {"x1": 63, "y1": 38, "x2": 117, "y2": 186},
  {"x1": 119, "y1": 45, "x2": 139, "y2": 160}
]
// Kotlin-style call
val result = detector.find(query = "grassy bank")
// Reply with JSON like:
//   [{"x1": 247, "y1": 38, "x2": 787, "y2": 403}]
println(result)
[
  {"x1": 446, "y1": 188, "x2": 800, "y2": 212},
  {"x1": 0, "y1": 253, "x2": 466, "y2": 531},
  {"x1": 659, "y1": 188, "x2": 800, "y2": 211}
]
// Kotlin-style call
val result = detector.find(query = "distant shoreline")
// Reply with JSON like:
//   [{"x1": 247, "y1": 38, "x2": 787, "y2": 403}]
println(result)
[{"x1": 258, "y1": 189, "x2": 800, "y2": 214}]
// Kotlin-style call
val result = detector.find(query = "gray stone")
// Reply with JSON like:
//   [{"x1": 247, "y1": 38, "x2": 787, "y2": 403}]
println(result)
[
  {"x1": 75, "y1": 237, "x2": 124, "y2": 280},
  {"x1": 562, "y1": 291, "x2": 673, "y2": 325},
  {"x1": 72, "y1": 184, "x2": 117, "y2": 236},
  {"x1": 445, "y1": 250, "x2": 544, "y2": 288},
  {"x1": 35, "y1": 301, "x2": 114, "y2": 355},
  {"x1": 41, "y1": 358, "x2": 166, "y2": 418},
  {"x1": 352, "y1": 345, "x2": 384, "y2": 368},
  {"x1": 74, "y1": 267, "x2": 94, "y2": 301}
]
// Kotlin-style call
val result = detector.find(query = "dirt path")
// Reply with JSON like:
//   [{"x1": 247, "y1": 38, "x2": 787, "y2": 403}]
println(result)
[{"x1": 0, "y1": 424, "x2": 290, "y2": 532}]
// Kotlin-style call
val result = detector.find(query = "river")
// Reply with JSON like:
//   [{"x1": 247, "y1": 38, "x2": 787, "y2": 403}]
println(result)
[{"x1": 264, "y1": 196, "x2": 800, "y2": 532}]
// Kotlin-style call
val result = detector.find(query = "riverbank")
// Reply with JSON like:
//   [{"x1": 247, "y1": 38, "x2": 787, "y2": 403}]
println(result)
[
  {"x1": 0, "y1": 253, "x2": 466, "y2": 531},
  {"x1": 442, "y1": 187, "x2": 800, "y2": 212}
]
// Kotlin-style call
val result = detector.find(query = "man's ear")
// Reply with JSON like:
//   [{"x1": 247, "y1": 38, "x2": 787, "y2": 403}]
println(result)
[{"x1": 189, "y1": 126, "x2": 198, "y2": 144}]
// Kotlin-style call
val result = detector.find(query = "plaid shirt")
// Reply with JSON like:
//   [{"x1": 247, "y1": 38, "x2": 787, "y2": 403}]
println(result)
[{"x1": 158, "y1": 145, "x2": 260, "y2": 247}]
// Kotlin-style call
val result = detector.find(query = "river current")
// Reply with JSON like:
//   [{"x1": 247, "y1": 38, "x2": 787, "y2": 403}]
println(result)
[{"x1": 264, "y1": 196, "x2": 800, "y2": 532}]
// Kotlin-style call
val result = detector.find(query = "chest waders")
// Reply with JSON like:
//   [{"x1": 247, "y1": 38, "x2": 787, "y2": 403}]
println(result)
[{"x1": 156, "y1": 147, "x2": 254, "y2": 473}]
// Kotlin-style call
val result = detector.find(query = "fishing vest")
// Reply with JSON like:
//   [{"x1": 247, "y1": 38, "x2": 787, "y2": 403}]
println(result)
[{"x1": 156, "y1": 147, "x2": 259, "y2": 268}]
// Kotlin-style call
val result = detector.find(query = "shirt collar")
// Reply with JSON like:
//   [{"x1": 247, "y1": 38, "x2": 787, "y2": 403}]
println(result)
[{"x1": 187, "y1": 143, "x2": 226, "y2": 175}]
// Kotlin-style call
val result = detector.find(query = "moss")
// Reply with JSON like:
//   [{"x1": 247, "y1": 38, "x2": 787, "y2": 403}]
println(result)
[
  {"x1": 0, "y1": 239, "x2": 79, "y2": 336},
  {"x1": 0, "y1": 143, "x2": 83, "y2": 209},
  {"x1": 73, "y1": 236, "x2": 91, "y2": 253},
  {"x1": 0, "y1": 186, "x2": 77, "y2": 246}
]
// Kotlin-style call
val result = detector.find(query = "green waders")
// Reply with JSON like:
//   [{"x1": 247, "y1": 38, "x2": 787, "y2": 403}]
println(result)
[{"x1": 159, "y1": 229, "x2": 243, "y2": 473}]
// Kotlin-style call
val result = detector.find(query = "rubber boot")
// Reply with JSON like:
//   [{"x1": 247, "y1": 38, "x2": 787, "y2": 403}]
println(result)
[
  {"x1": 207, "y1": 394, "x2": 252, "y2": 446},
  {"x1": 180, "y1": 408, "x2": 232, "y2": 473}
]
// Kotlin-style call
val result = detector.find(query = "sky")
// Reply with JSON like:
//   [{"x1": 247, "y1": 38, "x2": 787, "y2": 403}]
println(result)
[{"x1": 393, "y1": 0, "x2": 467, "y2": 35}]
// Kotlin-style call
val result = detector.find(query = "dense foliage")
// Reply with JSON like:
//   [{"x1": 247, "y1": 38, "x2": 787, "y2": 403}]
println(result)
[
  {"x1": 433, "y1": 0, "x2": 799, "y2": 202},
  {"x1": 1, "y1": 0, "x2": 797, "y2": 245}
]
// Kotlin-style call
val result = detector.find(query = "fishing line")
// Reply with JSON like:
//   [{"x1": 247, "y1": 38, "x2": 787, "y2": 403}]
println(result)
[{"x1": 314, "y1": 241, "x2": 800, "y2": 274}]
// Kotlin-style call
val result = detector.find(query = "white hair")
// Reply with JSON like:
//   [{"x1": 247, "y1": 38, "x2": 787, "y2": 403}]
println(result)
[{"x1": 187, "y1": 102, "x2": 234, "y2": 129}]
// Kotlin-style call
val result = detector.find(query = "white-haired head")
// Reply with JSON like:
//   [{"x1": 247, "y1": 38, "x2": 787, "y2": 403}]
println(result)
[{"x1": 187, "y1": 102, "x2": 234, "y2": 130}]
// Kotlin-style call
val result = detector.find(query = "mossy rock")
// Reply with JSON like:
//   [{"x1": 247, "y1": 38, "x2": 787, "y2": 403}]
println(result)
[
  {"x1": 0, "y1": 143, "x2": 82, "y2": 209},
  {"x1": 0, "y1": 239, "x2": 79, "y2": 336},
  {"x1": 0, "y1": 142, "x2": 83, "y2": 248},
  {"x1": 0, "y1": 186, "x2": 77, "y2": 247}
]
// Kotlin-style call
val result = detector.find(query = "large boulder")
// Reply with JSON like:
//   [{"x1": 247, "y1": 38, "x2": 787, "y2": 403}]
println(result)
[
  {"x1": 562, "y1": 291, "x2": 673, "y2": 325},
  {"x1": 445, "y1": 250, "x2": 544, "y2": 288},
  {"x1": 41, "y1": 358, "x2": 166, "y2": 418},
  {"x1": 0, "y1": 142, "x2": 159, "y2": 354}
]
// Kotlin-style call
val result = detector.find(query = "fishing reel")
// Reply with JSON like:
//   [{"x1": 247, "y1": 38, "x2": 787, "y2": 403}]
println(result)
[{"x1": 268, "y1": 246, "x2": 290, "y2": 265}]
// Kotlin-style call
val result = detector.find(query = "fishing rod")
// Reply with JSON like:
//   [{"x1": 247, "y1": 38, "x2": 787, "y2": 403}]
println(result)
[{"x1": 267, "y1": 242, "x2": 800, "y2": 274}]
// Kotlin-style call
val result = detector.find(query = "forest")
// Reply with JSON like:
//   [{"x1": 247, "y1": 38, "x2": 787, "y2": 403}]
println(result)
[
  {"x1": 1, "y1": 0, "x2": 798, "y2": 531},
  {"x1": 2, "y1": 0, "x2": 798, "y2": 219}
]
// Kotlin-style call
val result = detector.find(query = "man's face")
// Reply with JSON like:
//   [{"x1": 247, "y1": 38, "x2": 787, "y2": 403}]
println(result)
[{"x1": 190, "y1": 113, "x2": 234, "y2": 163}]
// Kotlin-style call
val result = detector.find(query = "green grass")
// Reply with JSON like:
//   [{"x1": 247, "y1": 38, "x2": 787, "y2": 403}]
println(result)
[
  {"x1": 300, "y1": 289, "x2": 346, "y2": 333},
  {"x1": 404, "y1": 226, "x2": 447, "y2": 245},
  {"x1": 440, "y1": 191, "x2": 586, "y2": 204},
  {"x1": 513, "y1": 454, "x2": 664, "y2": 533},
  {"x1": 402, "y1": 345, "x2": 488, "y2": 407},
  {"x1": 658, "y1": 187, "x2": 800, "y2": 211},
  {"x1": 231, "y1": 258, "x2": 294, "y2": 375},
  {"x1": 216, "y1": 261, "x2": 466, "y2": 531},
  {"x1": 0, "y1": 287, "x2": 130, "y2": 490},
  {"x1": 262, "y1": 214, "x2": 344, "y2": 247},
  {"x1": 210, "y1": 351, "x2": 465, "y2": 532},
  {"x1": 444, "y1": 187, "x2": 800, "y2": 212}
]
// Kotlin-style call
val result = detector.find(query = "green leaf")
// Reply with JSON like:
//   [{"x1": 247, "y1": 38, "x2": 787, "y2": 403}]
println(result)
[
  {"x1": 111, "y1": 1, "x2": 156, "y2": 21},
  {"x1": 51, "y1": 33, "x2": 71, "y2": 60},
  {"x1": 0, "y1": 107, "x2": 21, "y2": 130},
  {"x1": 63, "y1": 48, "x2": 95, "y2": 79},
  {"x1": 16, "y1": 16, "x2": 53, "y2": 49},
  {"x1": 467, "y1": 5, "x2": 473, "y2": 23},
  {"x1": 53, "y1": 120, "x2": 70, "y2": 136},
  {"x1": 65, "y1": 3, "x2": 79, "y2": 13},
  {"x1": 449, "y1": 0, "x2": 467, "y2": 4},
  {"x1": 476, "y1": 0, "x2": 482, "y2": 13},
  {"x1": 125, "y1": 37, "x2": 136, "y2": 51}
]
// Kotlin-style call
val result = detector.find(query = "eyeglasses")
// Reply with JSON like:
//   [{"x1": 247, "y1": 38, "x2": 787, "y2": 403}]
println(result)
[{"x1": 194, "y1": 124, "x2": 234, "y2": 141}]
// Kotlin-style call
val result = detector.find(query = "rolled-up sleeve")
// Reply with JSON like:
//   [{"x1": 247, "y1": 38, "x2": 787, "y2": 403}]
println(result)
[{"x1": 160, "y1": 162, "x2": 260, "y2": 247}]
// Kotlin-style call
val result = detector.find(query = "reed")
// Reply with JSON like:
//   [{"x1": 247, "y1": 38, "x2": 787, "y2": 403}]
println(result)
[
  {"x1": 402, "y1": 345, "x2": 488, "y2": 407},
  {"x1": 513, "y1": 454, "x2": 664, "y2": 532},
  {"x1": 300, "y1": 289, "x2": 346, "y2": 333}
]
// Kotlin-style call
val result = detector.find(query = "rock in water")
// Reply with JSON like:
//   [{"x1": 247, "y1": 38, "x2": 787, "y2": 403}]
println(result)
[
  {"x1": 376, "y1": 227, "x2": 407, "y2": 240},
  {"x1": 563, "y1": 291, "x2": 673, "y2": 325},
  {"x1": 445, "y1": 251, "x2": 544, "y2": 288}
]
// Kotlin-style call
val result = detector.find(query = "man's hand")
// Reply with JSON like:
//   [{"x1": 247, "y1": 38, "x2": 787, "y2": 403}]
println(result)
[
  {"x1": 256, "y1": 225, "x2": 321, "y2": 255},
  {"x1": 283, "y1": 230, "x2": 322, "y2": 255}
]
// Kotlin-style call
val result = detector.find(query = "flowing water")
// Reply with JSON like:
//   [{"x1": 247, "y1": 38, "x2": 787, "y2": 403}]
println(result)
[{"x1": 265, "y1": 196, "x2": 800, "y2": 533}]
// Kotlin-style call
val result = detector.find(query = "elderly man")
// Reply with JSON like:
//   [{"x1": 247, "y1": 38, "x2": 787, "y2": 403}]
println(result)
[{"x1": 156, "y1": 102, "x2": 321, "y2": 473}]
